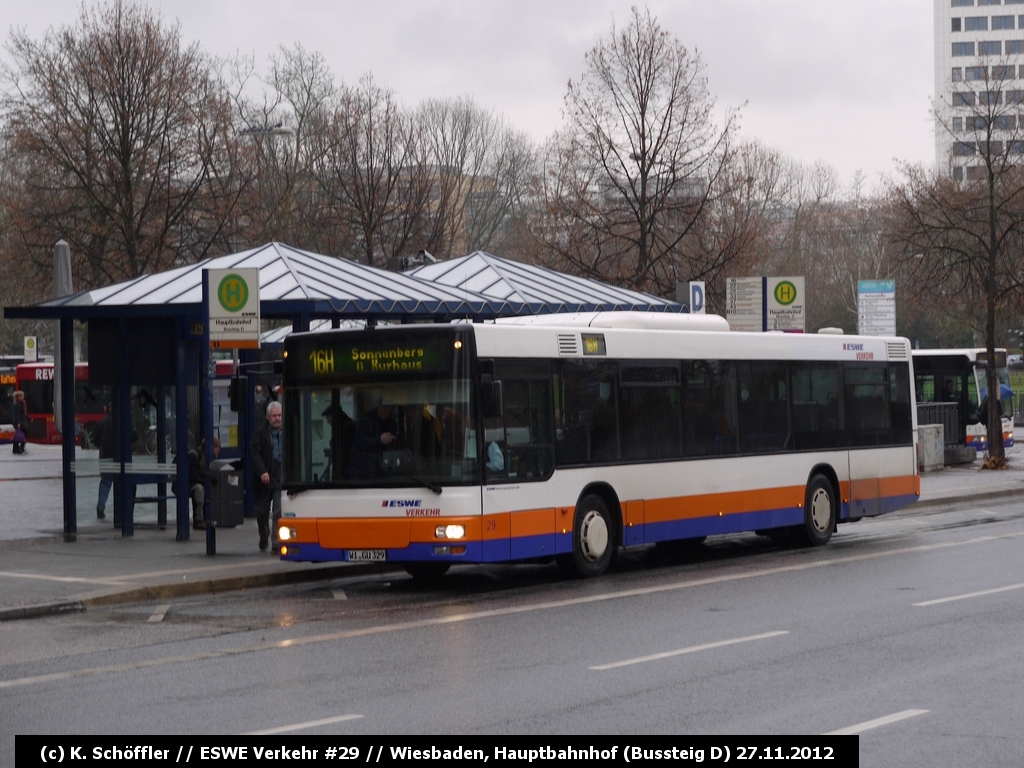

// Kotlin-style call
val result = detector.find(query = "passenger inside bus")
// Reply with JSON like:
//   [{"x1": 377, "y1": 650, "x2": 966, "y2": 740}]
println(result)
[
  {"x1": 349, "y1": 402, "x2": 400, "y2": 477},
  {"x1": 321, "y1": 402, "x2": 355, "y2": 480}
]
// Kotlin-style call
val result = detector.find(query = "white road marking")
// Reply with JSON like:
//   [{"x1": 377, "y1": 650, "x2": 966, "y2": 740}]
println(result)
[
  {"x1": 590, "y1": 630, "x2": 788, "y2": 670},
  {"x1": 244, "y1": 714, "x2": 363, "y2": 735},
  {"x1": 913, "y1": 581, "x2": 1024, "y2": 607},
  {"x1": 0, "y1": 571, "x2": 125, "y2": 586},
  {"x1": 332, "y1": 589, "x2": 347, "y2": 601},
  {"x1": 0, "y1": 559, "x2": 273, "y2": 586},
  {"x1": 824, "y1": 708, "x2": 929, "y2": 735},
  {"x1": 2, "y1": 530, "x2": 1022, "y2": 691},
  {"x1": 148, "y1": 604, "x2": 171, "y2": 623}
]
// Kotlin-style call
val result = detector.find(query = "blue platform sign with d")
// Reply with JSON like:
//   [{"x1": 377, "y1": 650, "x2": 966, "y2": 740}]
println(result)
[{"x1": 688, "y1": 281, "x2": 706, "y2": 314}]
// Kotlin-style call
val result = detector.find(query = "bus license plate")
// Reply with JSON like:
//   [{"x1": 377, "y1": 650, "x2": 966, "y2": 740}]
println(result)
[{"x1": 348, "y1": 550, "x2": 386, "y2": 562}]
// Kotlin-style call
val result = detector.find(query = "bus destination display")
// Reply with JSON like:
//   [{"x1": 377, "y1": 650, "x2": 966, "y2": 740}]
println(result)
[{"x1": 288, "y1": 333, "x2": 460, "y2": 385}]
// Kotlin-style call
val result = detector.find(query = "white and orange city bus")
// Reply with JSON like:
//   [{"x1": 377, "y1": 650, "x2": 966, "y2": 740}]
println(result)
[
  {"x1": 912, "y1": 348, "x2": 1014, "y2": 452},
  {"x1": 278, "y1": 313, "x2": 919, "y2": 578}
]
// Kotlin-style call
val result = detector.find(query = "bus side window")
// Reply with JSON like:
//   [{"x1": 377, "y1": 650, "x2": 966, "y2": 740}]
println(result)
[
  {"x1": 684, "y1": 360, "x2": 737, "y2": 457},
  {"x1": 792, "y1": 363, "x2": 843, "y2": 450},
  {"x1": 491, "y1": 362, "x2": 553, "y2": 480},
  {"x1": 555, "y1": 361, "x2": 617, "y2": 465},
  {"x1": 619, "y1": 364, "x2": 682, "y2": 461}
]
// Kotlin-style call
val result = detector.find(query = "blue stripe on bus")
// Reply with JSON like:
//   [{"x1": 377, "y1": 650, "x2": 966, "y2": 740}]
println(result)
[
  {"x1": 282, "y1": 493, "x2": 919, "y2": 565},
  {"x1": 643, "y1": 506, "x2": 804, "y2": 543}
]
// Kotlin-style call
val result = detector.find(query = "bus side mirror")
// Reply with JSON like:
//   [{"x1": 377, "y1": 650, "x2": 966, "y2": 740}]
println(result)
[{"x1": 481, "y1": 379, "x2": 503, "y2": 419}]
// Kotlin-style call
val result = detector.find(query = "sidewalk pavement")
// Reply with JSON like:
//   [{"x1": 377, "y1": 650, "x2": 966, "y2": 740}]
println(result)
[{"x1": 2, "y1": 439, "x2": 1024, "y2": 621}]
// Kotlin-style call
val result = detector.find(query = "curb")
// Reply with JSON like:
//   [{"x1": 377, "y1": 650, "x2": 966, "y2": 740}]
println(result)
[
  {"x1": 910, "y1": 486, "x2": 1024, "y2": 512},
  {"x1": 0, "y1": 600, "x2": 85, "y2": 621},
  {"x1": 3, "y1": 487, "x2": 1023, "y2": 622},
  {"x1": 0, "y1": 562, "x2": 396, "y2": 621}
]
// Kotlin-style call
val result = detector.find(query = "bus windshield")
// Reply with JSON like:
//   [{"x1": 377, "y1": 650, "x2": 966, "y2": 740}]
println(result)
[{"x1": 282, "y1": 328, "x2": 477, "y2": 489}]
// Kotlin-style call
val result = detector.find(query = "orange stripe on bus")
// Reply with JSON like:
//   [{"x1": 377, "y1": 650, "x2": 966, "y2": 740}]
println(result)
[
  {"x1": 879, "y1": 474, "x2": 920, "y2": 497},
  {"x1": 510, "y1": 508, "x2": 556, "y2": 539},
  {"x1": 642, "y1": 485, "x2": 806, "y2": 524},
  {"x1": 317, "y1": 518, "x2": 411, "y2": 549},
  {"x1": 308, "y1": 475, "x2": 919, "y2": 548}
]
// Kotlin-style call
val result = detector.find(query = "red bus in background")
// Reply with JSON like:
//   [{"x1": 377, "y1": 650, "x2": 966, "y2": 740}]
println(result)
[{"x1": 14, "y1": 362, "x2": 107, "y2": 445}]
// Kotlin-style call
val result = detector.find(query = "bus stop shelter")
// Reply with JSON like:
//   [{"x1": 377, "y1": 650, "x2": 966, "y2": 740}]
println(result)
[{"x1": 4, "y1": 242, "x2": 684, "y2": 550}]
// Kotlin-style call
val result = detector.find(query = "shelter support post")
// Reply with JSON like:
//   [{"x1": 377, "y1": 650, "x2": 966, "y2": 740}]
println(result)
[
  {"x1": 59, "y1": 317, "x2": 77, "y2": 535},
  {"x1": 201, "y1": 271, "x2": 216, "y2": 555},
  {"x1": 175, "y1": 325, "x2": 190, "y2": 541},
  {"x1": 240, "y1": 348, "x2": 256, "y2": 521},
  {"x1": 116, "y1": 317, "x2": 133, "y2": 537},
  {"x1": 156, "y1": 385, "x2": 168, "y2": 528}
]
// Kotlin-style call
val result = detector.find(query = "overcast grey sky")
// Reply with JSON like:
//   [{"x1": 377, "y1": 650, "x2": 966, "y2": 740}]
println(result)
[{"x1": 1, "y1": 0, "x2": 934, "y2": 191}]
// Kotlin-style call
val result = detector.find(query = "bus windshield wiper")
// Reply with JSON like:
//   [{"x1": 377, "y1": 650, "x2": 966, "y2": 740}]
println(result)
[{"x1": 401, "y1": 471, "x2": 442, "y2": 495}]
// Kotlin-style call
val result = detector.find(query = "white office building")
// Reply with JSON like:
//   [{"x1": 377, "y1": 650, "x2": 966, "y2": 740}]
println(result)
[{"x1": 935, "y1": 0, "x2": 1024, "y2": 179}]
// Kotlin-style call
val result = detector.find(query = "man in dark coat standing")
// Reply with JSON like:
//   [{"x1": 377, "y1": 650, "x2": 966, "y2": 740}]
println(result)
[
  {"x1": 10, "y1": 390, "x2": 28, "y2": 455},
  {"x1": 250, "y1": 400, "x2": 282, "y2": 552}
]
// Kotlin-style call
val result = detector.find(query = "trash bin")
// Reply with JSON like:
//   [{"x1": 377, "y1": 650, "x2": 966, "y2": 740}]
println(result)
[{"x1": 210, "y1": 466, "x2": 244, "y2": 527}]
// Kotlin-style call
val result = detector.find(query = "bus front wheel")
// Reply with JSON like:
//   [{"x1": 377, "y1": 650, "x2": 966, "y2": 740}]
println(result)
[
  {"x1": 800, "y1": 475, "x2": 836, "y2": 547},
  {"x1": 567, "y1": 495, "x2": 615, "y2": 578}
]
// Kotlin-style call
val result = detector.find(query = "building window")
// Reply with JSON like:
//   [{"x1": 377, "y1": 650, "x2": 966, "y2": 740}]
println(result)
[
  {"x1": 979, "y1": 0, "x2": 1002, "y2": 5},
  {"x1": 966, "y1": 165, "x2": 988, "y2": 180},
  {"x1": 953, "y1": 67, "x2": 964, "y2": 82},
  {"x1": 1005, "y1": 88, "x2": 1024, "y2": 102},
  {"x1": 952, "y1": 0, "x2": 975, "y2": 5},
  {"x1": 953, "y1": 42, "x2": 976, "y2": 56},
  {"x1": 966, "y1": 66, "x2": 987, "y2": 80},
  {"x1": 953, "y1": 166, "x2": 965, "y2": 181},
  {"x1": 967, "y1": 115, "x2": 988, "y2": 129},
  {"x1": 993, "y1": 114, "x2": 1017, "y2": 129},
  {"x1": 954, "y1": 142, "x2": 976, "y2": 156},
  {"x1": 1009, "y1": 140, "x2": 1024, "y2": 153},
  {"x1": 953, "y1": 117, "x2": 965, "y2": 131},
  {"x1": 954, "y1": 91, "x2": 977, "y2": 106},
  {"x1": 980, "y1": 140, "x2": 1005, "y2": 153},
  {"x1": 965, "y1": 16, "x2": 989, "y2": 30},
  {"x1": 992, "y1": 64, "x2": 1015, "y2": 78},
  {"x1": 979, "y1": 40, "x2": 1002, "y2": 54},
  {"x1": 1007, "y1": 40, "x2": 1024, "y2": 52},
  {"x1": 953, "y1": 17, "x2": 963, "y2": 31},
  {"x1": 982, "y1": 90, "x2": 1002, "y2": 104},
  {"x1": 993, "y1": 14, "x2": 1016, "y2": 27}
]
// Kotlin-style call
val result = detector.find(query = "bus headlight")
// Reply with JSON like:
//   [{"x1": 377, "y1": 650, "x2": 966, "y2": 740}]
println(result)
[
  {"x1": 279, "y1": 527, "x2": 297, "y2": 541},
  {"x1": 435, "y1": 524, "x2": 465, "y2": 540}
]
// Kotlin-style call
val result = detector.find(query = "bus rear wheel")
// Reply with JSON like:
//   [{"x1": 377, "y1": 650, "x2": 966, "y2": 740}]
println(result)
[
  {"x1": 566, "y1": 494, "x2": 615, "y2": 578},
  {"x1": 800, "y1": 475, "x2": 836, "y2": 547}
]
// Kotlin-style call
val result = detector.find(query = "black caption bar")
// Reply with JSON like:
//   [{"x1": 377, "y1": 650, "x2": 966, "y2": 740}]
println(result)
[{"x1": 16, "y1": 735, "x2": 857, "y2": 768}]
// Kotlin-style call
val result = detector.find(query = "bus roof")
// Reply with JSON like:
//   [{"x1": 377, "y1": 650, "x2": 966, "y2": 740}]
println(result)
[
  {"x1": 912, "y1": 348, "x2": 1006, "y2": 361},
  {"x1": 496, "y1": 311, "x2": 731, "y2": 332},
  {"x1": 475, "y1": 324, "x2": 908, "y2": 362}
]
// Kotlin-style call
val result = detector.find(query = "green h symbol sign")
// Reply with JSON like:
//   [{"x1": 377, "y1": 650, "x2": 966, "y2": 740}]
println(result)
[{"x1": 218, "y1": 274, "x2": 248, "y2": 312}]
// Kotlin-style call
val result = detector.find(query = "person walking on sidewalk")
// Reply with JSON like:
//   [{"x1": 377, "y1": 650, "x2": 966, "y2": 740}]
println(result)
[
  {"x1": 10, "y1": 390, "x2": 28, "y2": 455},
  {"x1": 250, "y1": 401, "x2": 282, "y2": 552}
]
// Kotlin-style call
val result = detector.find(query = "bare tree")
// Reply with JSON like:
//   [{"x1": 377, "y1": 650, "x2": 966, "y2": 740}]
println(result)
[
  {"x1": 0, "y1": 0, "x2": 243, "y2": 288},
  {"x1": 888, "y1": 59, "x2": 1024, "y2": 464},
  {"x1": 311, "y1": 75, "x2": 431, "y2": 267},
  {"x1": 226, "y1": 44, "x2": 342, "y2": 252},
  {"x1": 417, "y1": 97, "x2": 536, "y2": 258},
  {"x1": 539, "y1": 6, "x2": 739, "y2": 296}
]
